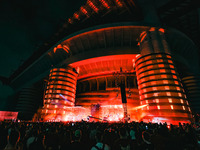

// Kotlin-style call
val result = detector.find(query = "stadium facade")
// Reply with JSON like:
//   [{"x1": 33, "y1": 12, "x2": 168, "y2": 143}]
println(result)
[{"x1": 13, "y1": 0, "x2": 200, "y2": 124}]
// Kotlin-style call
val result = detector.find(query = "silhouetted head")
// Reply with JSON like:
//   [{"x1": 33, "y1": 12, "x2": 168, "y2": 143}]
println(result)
[
  {"x1": 8, "y1": 128, "x2": 20, "y2": 146},
  {"x1": 119, "y1": 127, "x2": 128, "y2": 139},
  {"x1": 95, "y1": 130, "x2": 103, "y2": 142}
]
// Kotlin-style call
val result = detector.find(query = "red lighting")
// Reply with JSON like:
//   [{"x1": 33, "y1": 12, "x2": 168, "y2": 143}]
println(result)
[
  {"x1": 71, "y1": 54, "x2": 137, "y2": 79},
  {"x1": 53, "y1": 47, "x2": 57, "y2": 53},
  {"x1": 80, "y1": 6, "x2": 89, "y2": 16},
  {"x1": 149, "y1": 27, "x2": 156, "y2": 31},
  {"x1": 159, "y1": 28, "x2": 165, "y2": 33},
  {"x1": 41, "y1": 67, "x2": 78, "y2": 120},
  {"x1": 57, "y1": 44, "x2": 62, "y2": 49},
  {"x1": 115, "y1": 0, "x2": 123, "y2": 7},
  {"x1": 0, "y1": 111, "x2": 18, "y2": 121},
  {"x1": 68, "y1": 18, "x2": 73, "y2": 24},
  {"x1": 99, "y1": 0, "x2": 110, "y2": 9},
  {"x1": 180, "y1": 99, "x2": 183, "y2": 103},
  {"x1": 139, "y1": 32, "x2": 147, "y2": 44},
  {"x1": 53, "y1": 44, "x2": 69, "y2": 53},
  {"x1": 62, "y1": 45, "x2": 70, "y2": 53},
  {"x1": 88, "y1": 0, "x2": 99, "y2": 13},
  {"x1": 74, "y1": 12, "x2": 80, "y2": 20},
  {"x1": 135, "y1": 53, "x2": 192, "y2": 125}
]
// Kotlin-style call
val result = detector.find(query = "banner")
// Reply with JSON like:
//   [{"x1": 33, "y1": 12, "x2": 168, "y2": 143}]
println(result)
[{"x1": 0, "y1": 111, "x2": 18, "y2": 121}]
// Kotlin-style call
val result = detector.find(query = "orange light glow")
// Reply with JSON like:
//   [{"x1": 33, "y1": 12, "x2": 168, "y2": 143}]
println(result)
[
  {"x1": 0, "y1": 111, "x2": 18, "y2": 121},
  {"x1": 158, "y1": 64, "x2": 164, "y2": 67},
  {"x1": 168, "y1": 98, "x2": 172, "y2": 103},
  {"x1": 68, "y1": 18, "x2": 73, "y2": 24},
  {"x1": 53, "y1": 47, "x2": 57, "y2": 53},
  {"x1": 153, "y1": 87, "x2": 157, "y2": 90},
  {"x1": 136, "y1": 54, "x2": 140, "y2": 58},
  {"x1": 130, "y1": 104, "x2": 148, "y2": 110},
  {"x1": 149, "y1": 28, "x2": 156, "y2": 31},
  {"x1": 188, "y1": 107, "x2": 191, "y2": 112},
  {"x1": 115, "y1": 0, "x2": 123, "y2": 7},
  {"x1": 57, "y1": 44, "x2": 62, "y2": 49},
  {"x1": 42, "y1": 67, "x2": 78, "y2": 119},
  {"x1": 139, "y1": 32, "x2": 147, "y2": 43},
  {"x1": 88, "y1": 0, "x2": 99, "y2": 12},
  {"x1": 156, "y1": 99, "x2": 159, "y2": 103},
  {"x1": 62, "y1": 45, "x2": 69, "y2": 53},
  {"x1": 135, "y1": 53, "x2": 192, "y2": 125},
  {"x1": 140, "y1": 31, "x2": 146, "y2": 38},
  {"x1": 165, "y1": 86, "x2": 169, "y2": 90},
  {"x1": 74, "y1": 13, "x2": 80, "y2": 20},
  {"x1": 159, "y1": 28, "x2": 165, "y2": 33},
  {"x1": 39, "y1": 48, "x2": 192, "y2": 125},
  {"x1": 99, "y1": 0, "x2": 110, "y2": 9},
  {"x1": 53, "y1": 44, "x2": 69, "y2": 53},
  {"x1": 80, "y1": 6, "x2": 88, "y2": 16},
  {"x1": 166, "y1": 92, "x2": 171, "y2": 96}
]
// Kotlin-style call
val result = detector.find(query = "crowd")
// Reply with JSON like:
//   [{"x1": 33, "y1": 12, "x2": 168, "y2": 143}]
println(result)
[{"x1": 0, "y1": 121, "x2": 200, "y2": 150}]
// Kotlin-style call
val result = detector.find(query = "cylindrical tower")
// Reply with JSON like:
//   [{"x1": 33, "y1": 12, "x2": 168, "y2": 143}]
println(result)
[
  {"x1": 135, "y1": 28, "x2": 192, "y2": 124},
  {"x1": 41, "y1": 67, "x2": 78, "y2": 120},
  {"x1": 182, "y1": 75, "x2": 200, "y2": 114},
  {"x1": 17, "y1": 85, "x2": 42, "y2": 120}
]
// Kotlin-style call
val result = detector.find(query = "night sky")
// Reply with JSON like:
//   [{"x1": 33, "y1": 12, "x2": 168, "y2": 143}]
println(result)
[{"x1": 0, "y1": 0, "x2": 84, "y2": 102}]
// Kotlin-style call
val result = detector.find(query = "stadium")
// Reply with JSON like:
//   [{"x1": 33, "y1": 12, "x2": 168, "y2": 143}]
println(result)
[{"x1": 0, "y1": 0, "x2": 200, "y2": 125}]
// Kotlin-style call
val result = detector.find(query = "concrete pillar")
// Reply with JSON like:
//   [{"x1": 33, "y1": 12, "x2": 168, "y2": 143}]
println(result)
[
  {"x1": 182, "y1": 74, "x2": 200, "y2": 114},
  {"x1": 17, "y1": 85, "x2": 42, "y2": 120},
  {"x1": 135, "y1": 28, "x2": 192, "y2": 124},
  {"x1": 42, "y1": 66, "x2": 78, "y2": 119}
]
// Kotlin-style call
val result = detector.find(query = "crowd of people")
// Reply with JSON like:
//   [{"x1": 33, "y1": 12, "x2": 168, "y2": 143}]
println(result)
[{"x1": 0, "y1": 121, "x2": 200, "y2": 150}]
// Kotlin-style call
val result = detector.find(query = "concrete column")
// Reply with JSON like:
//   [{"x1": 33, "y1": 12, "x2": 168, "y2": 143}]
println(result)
[
  {"x1": 17, "y1": 84, "x2": 42, "y2": 120},
  {"x1": 182, "y1": 74, "x2": 200, "y2": 114},
  {"x1": 135, "y1": 28, "x2": 192, "y2": 124},
  {"x1": 41, "y1": 66, "x2": 78, "y2": 120}
]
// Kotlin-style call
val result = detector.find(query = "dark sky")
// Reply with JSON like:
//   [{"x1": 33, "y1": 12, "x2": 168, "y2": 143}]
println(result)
[
  {"x1": 0, "y1": 0, "x2": 85, "y2": 103},
  {"x1": 0, "y1": 0, "x2": 84, "y2": 78}
]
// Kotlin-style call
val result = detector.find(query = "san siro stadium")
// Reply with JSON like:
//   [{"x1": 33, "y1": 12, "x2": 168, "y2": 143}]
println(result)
[{"x1": 10, "y1": 0, "x2": 200, "y2": 125}]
